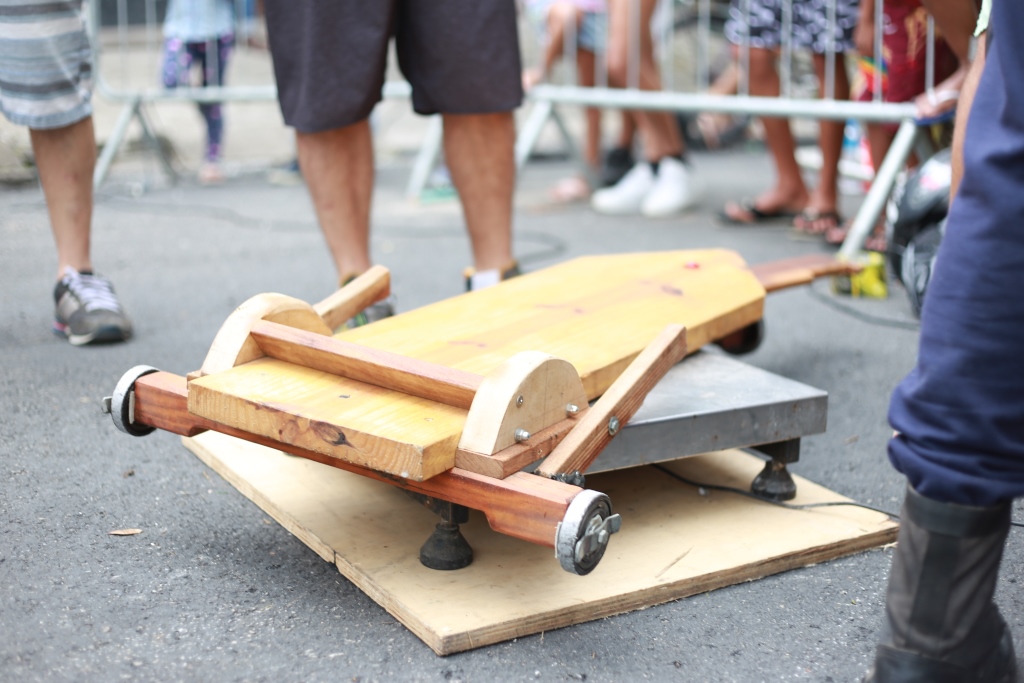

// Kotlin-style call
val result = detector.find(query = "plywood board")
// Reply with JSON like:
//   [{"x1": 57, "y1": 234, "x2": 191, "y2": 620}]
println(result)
[
  {"x1": 187, "y1": 250, "x2": 765, "y2": 480},
  {"x1": 183, "y1": 431, "x2": 897, "y2": 655}
]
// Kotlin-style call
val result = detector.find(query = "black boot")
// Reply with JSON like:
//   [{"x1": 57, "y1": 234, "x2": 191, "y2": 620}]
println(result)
[{"x1": 866, "y1": 485, "x2": 1016, "y2": 682}]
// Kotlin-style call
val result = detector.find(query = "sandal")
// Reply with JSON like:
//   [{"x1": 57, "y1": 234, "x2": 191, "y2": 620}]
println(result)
[
  {"x1": 719, "y1": 198, "x2": 800, "y2": 225},
  {"x1": 793, "y1": 209, "x2": 842, "y2": 235}
]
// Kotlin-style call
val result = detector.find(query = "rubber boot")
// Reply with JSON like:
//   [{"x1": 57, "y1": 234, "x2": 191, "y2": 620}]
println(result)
[{"x1": 866, "y1": 485, "x2": 1017, "y2": 683}]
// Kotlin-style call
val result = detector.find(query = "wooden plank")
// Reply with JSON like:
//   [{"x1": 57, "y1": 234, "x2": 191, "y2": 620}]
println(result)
[
  {"x1": 250, "y1": 319, "x2": 482, "y2": 409},
  {"x1": 536, "y1": 324, "x2": 688, "y2": 477},
  {"x1": 750, "y1": 254, "x2": 858, "y2": 293},
  {"x1": 183, "y1": 431, "x2": 898, "y2": 655},
  {"x1": 135, "y1": 372, "x2": 578, "y2": 546},
  {"x1": 187, "y1": 250, "x2": 765, "y2": 480},
  {"x1": 188, "y1": 359, "x2": 467, "y2": 481},
  {"x1": 339, "y1": 250, "x2": 765, "y2": 399}
]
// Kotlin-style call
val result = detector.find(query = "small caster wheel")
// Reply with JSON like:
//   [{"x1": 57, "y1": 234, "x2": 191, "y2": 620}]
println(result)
[
  {"x1": 104, "y1": 365, "x2": 160, "y2": 436},
  {"x1": 555, "y1": 490, "x2": 622, "y2": 575},
  {"x1": 716, "y1": 319, "x2": 765, "y2": 355}
]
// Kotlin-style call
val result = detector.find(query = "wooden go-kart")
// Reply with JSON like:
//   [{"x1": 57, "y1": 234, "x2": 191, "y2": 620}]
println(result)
[{"x1": 104, "y1": 250, "x2": 851, "y2": 575}]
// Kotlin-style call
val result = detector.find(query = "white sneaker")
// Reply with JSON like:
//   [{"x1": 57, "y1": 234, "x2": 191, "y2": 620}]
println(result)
[
  {"x1": 591, "y1": 162, "x2": 655, "y2": 214},
  {"x1": 641, "y1": 157, "x2": 698, "y2": 217}
]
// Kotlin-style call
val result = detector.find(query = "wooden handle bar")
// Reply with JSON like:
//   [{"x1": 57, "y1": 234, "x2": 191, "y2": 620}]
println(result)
[
  {"x1": 750, "y1": 254, "x2": 858, "y2": 293},
  {"x1": 536, "y1": 324, "x2": 688, "y2": 478},
  {"x1": 250, "y1": 319, "x2": 482, "y2": 410},
  {"x1": 313, "y1": 265, "x2": 391, "y2": 330}
]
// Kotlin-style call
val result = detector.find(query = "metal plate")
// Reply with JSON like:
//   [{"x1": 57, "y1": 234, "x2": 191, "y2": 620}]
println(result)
[{"x1": 587, "y1": 351, "x2": 827, "y2": 473}]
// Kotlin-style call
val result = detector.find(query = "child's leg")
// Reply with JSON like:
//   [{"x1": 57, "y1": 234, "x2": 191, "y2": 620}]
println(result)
[
  {"x1": 196, "y1": 35, "x2": 234, "y2": 162},
  {"x1": 161, "y1": 37, "x2": 190, "y2": 89}
]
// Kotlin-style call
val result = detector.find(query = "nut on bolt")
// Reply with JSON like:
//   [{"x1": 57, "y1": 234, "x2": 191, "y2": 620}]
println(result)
[
  {"x1": 514, "y1": 428, "x2": 531, "y2": 443},
  {"x1": 607, "y1": 416, "x2": 620, "y2": 436},
  {"x1": 566, "y1": 403, "x2": 580, "y2": 417}
]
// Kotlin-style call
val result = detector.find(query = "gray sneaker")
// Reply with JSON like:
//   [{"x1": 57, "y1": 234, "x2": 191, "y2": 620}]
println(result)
[{"x1": 53, "y1": 267, "x2": 133, "y2": 345}]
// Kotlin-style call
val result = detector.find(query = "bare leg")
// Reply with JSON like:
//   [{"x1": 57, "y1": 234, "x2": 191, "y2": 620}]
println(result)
[
  {"x1": 30, "y1": 117, "x2": 96, "y2": 279},
  {"x1": 805, "y1": 52, "x2": 851, "y2": 226},
  {"x1": 295, "y1": 120, "x2": 374, "y2": 282},
  {"x1": 577, "y1": 49, "x2": 601, "y2": 168},
  {"x1": 723, "y1": 48, "x2": 808, "y2": 221},
  {"x1": 606, "y1": 0, "x2": 682, "y2": 161},
  {"x1": 443, "y1": 112, "x2": 515, "y2": 272}
]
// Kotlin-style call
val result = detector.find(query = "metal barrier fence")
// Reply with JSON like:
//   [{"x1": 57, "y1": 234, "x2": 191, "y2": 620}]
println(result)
[{"x1": 89, "y1": 0, "x2": 957, "y2": 259}]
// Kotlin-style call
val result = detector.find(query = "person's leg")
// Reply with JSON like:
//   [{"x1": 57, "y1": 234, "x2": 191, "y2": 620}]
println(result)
[
  {"x1": 295, "y1": 120, "x2": 375, "y2": 282},
  {"x1": 525, "y1": 2, "x2": 581, "y2": 89},
  {"x1": 442, "y1": 112, "x2": 515, "y2": 273},
  {"x1": 33, "y1": 116, "x2": 133, "y2": 344},
  {"x1": 722, "y1": 47, "x2": 808, "y2": 222},
  {"x1": 604, "y1": 0, "x2": 681, "y2": 161},
  {"x1": 794, "y1": 52, "x2": 851, "y2": 234},
  {"x1": 30, "y1": 117, "x2": 96, "y2": 279}
]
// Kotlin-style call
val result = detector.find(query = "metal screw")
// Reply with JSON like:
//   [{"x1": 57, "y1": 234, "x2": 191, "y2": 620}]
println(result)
[
  {"x1": 516, "y1": 394, "x2": 524, "y2": 407},
  {"x1": 565, "y1": 403, "x2": 579, "y2": 417},
  {"x1": 514, "y1": 428, "x2": 531, "y2": 443},
  {"x1": 607, "y1": 416, "x2": 620, "y2": 436}
]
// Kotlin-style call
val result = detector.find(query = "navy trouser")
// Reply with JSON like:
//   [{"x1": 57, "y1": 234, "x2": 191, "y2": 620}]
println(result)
[{"x1": 888, "y1": 3, "x2": 1024, "y2": 507}]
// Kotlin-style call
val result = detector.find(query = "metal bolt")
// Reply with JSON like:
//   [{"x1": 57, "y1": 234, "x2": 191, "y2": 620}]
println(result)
[
  {"x1": 514, "y1": 428, "x2": 531, "y2": 443},
  {"x1": 607, "y1": 416, "x2": 620, "y2": 436},
  {"x1": 565, "y1": 403, "x2": 579, "y2": 417},
  {"x1": 516, "y1": 394, "x2": 524, "y2": 407}
]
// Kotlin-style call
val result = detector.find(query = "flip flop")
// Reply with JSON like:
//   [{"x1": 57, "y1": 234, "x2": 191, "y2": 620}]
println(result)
[
  {"x1": 718, "y1": 199, "x2": 800, "y2": 225},
  {"x1": 793, "y1": 209, "x2": 842, "y2": 235}
]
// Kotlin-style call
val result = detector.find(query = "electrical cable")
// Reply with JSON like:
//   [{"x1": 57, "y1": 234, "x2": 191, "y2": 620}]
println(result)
[
  {"x1": 807, "y1": 279, "x2": 920, "y2": 332},
  {"x1": 652, "y1": 464, "x2": 1024, "y2": 528}
]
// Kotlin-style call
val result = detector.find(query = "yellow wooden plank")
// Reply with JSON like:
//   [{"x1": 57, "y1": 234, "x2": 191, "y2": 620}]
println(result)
[
  {"x1": 341, "y1": 250, "x2": 765, "y2": 398},
  {"x1": 188, "y1": 360, "x2": 467, "y2": 481}
]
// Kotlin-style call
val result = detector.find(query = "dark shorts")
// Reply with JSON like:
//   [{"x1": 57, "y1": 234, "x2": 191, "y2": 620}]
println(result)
[{"x1": 263, "y1": 0, "x2": 524, "y2": 133}]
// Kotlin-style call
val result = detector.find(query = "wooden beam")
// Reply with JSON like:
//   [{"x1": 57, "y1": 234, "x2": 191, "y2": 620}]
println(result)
[
  {"x1": 750, "y1": 254, "x2": 859, "y2": 293},
  {"x1": 313, "y1": 265, "x2": 391, "y2": 331},
  {"x1": 536, "y1": 325, "x2": 688, "y2": 478},
  {"x1": 250, "y1": 319, "x2": 482, "y2": 410},
  {"x1": 133, "y1": 372, "x2": 579, "y2": 547}
]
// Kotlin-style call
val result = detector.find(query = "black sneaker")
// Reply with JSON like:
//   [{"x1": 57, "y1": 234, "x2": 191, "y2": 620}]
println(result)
[
  {"x1": 599, "y1": 146, "x2": 635, "y2": 187},
  {"x1": 53, "y1": 267, "x2": 133, "y2": 345}
]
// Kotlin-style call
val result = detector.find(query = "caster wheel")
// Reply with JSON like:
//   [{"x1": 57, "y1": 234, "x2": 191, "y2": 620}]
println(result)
[
  {"x1": 555, "y1": 490, "x2": 621, "y2": 575},
  {"x1": 716, "y1": 319, "x2": 765, "y2": 355},
  {"x1": 107, "y1": 365, "x2": 160, "y2": 436}
]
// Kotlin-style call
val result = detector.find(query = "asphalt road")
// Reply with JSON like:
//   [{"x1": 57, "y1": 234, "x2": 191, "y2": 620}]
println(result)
[{"x1": 3, "y1": 148, "x2": 1022, "y2": 683}]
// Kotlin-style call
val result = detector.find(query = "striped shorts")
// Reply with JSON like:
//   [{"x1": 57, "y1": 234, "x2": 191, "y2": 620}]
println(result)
[{"x1": 0, "y1": 0, "x2": 92, "y2": 130}]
